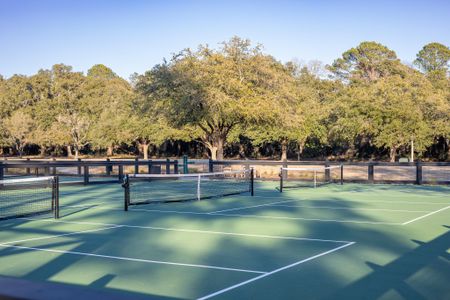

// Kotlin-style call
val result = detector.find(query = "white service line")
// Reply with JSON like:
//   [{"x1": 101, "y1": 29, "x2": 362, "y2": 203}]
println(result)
[
  {"x1": 212, "y1": 213, "x2": 403, "y2": 225},
  {"x1": 0, "y1": 226, "x2": 121, "y2": 245},
  {"x1": 0, "y1": 244, "x2": 265, "y2": 274},
  {"x1": 17, "y1": 217, "x2": 351, "y2": 243},
  {"x1": 401, "y1": 206, "x2": 450, "y2": 225},
  {"x1": 269, "y1": 204, "x2": 430, "y2": 213},
  {"x1": 197, "y1": 242, "x2": 355, "y2": 300}
]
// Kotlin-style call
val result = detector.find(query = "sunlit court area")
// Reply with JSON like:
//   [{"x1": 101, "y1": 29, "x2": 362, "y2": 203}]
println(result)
[{"x1": 1, "y1": 0, "x2": 450, "y2": 299}]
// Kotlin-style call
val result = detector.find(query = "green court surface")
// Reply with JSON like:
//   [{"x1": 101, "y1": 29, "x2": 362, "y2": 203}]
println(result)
[{"x1": 0, "y1": 182, "x2": 449, "y2": 299}]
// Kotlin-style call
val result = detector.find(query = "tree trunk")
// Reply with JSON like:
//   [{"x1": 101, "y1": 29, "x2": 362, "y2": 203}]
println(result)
[
  {"x1": 40, "y1": 146, "x2": 46, "y2": 157},
  {"x1": 74, "y1": 146, "x2": 79, "y2": 160},
  {"x1": 207, "y1": 136, "x2": 225, "y2": 161},
  {"x1": 142, "y1": 143, "x2": 149, "y2": 160},
  {"x1": 389, "y1": 146, "x2": 397, "y2": 162},
  {"x1": 297, "y1": 141, "x2": 304, "y2": 161},
  {"x1": 67, "y1": 145, "x2": 73, "y2": 158},
  {"x1": 281, "y1": 139, "x2": 288, "y2": 161},
  {"x1": 107, "y1": 145, "x2": 114, "y2": 157}
]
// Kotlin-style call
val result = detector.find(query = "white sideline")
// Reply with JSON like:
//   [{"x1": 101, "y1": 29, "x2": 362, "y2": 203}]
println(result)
[
  {"x1": 401, "y1": 206, "x2": 450, "y2": 225},
  {"x1": 0, "y1": 244, "x2": 265, "y2": 274},
  {"x1": 0, "y1": 226, "x2": 121, "y2": 245},
  {"x1": 197, "y1": 242, "x2": 355, "y2": 300},
  {"x1": 16, "y1": 217, "x2": 352, "y2": 244}
]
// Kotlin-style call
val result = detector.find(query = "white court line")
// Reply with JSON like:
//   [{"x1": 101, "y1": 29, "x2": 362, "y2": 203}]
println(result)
[
  {"x1": 198, "y1": 242, "x2": 355, "y2": 300},
  {"x1": 208, "y1": 198, "x2": 302, "y2": 214},
  {"x1": 0, "y1": 226, "x2": 121, "y2": 245},
  {"x1": 0, "y1": 244, "x2": 265, "y2": 274},
  {"x1": 211, "y1": 213, "x2": 403, "y2": 225},
  {"x1": 401, "y1": 206, "x2": 450, "y2": 225},
  {"x1": 250, "y1": 193, "x2": 449, "y2": 205},
  {"x1": 269, "y1": 204, "x2": 430, "y2": 213},
  {"x1": 17, "y1": 217, "x2": 351, "y2": 244},
  {"x1": 60, "y1": 203, "x2": 403, "y2": 226}
]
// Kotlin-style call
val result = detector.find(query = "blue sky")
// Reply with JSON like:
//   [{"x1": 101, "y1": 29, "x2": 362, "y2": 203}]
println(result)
[{"x1": 1, "y1": 0, "x2": 449, "y2": 80}]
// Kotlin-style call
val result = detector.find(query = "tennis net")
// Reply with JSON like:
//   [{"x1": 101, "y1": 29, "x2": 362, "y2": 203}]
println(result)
[
  {"x1": 123, "y1": 169, "x2": 254, "y2": 209},
  {"x1": 0, "y1": 176, "x2": 59, "y2": 220},
  {"x1": 279, "y1": 165, "x2": 343, "y2": 192}
]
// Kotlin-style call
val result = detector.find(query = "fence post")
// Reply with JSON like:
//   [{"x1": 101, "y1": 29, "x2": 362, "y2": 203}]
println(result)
[
  {"x1": 83, "y1": 165, "x2": 89, "y2": 185},
  {"x1": 183, "y1": 155, "x2": 188, "y2": 174},
  {"x1": 77, "y1": 158, "x2": 82, "y2": 175},
  {"x1": 106, "y1": 158, "x2": 111, "y2": 176},
  {"x1": 26, "y1": 158, "x2": 31, "y2": 175},
  {"x1": 147, "y1": 160, "x2": 152, "y2": 174},
  {"x1": 416, "y1": 159, "x2": 423, "y2": 185},
  {"x1": 166, "y1": 158, "x2": 171, "y2": 174},
  {"x1": 44, "y1": 162, "x2": 50, "y2": 176},
  {"x1": 208, "y1": 159, "x2": 214, "y2": 173},
  {"x1": 118, "y1": 165, "x2": 124, "y2": 182},
  {"x1": 52, "y1": 157, "x2": 56, "y2": 175},
  {"x1": 174, "y1": 160, "x2": 179, "y2": 174},
  {"x1": 368, "y1": 163, "x2": 374, "y2": 183},
  {"x1": 340, "y1": 164, "x2": 344, "y2": 185},
  {"x1": 0, "y1": 162, "x2": 4, "y2": 180},
  {"x1": 134, "y1": 157, "x2": 139, "y2": 174}
]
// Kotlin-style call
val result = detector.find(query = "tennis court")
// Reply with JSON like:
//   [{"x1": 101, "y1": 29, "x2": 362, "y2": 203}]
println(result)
[{"x1": 0, "y1": 178, "x2": 449, "y2": 299}]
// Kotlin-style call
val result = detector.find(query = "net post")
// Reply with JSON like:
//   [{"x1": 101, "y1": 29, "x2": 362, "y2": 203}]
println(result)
[
  {"x1": 0, "y1": 162, "x2": 4, "y2": 180},
  {"x1": 118, "y1": 165, "x2": 124, "y2": 182},
  {"x1": 124, "y1": 175, "x2": 129, "y2": 211},
  {"x1": 279, "y1": 167, "x2": 283, "y2": 193},
  {"x1": 166, "y1": 159, "x2": 171, "y2": 174},
  {"x1": 208, "y1": 159, "x2": 214, "y2": 173},
  {"x1": 53, "y1": 176, "x2": 60, "y2": 219},
  {"x1": 368, "y1": 163, "x2": 374, "y2": 183},
  {"x1": 134, "y1": 157, "x2": 139, "y2": 174},
  {"x1": 416, "y1": 159, "x2": 422, "y2": 185},
  {"x1": 340, "y1": 164, "x2": 344, "y2": 185},
  {"x1": 174, "y1": 160, "x2": 179, "y2": 174},
  {"x1": 250, "y1": 168, "x2": 254, "y2": 196},
  {"x1": 183, "y1": 155, "x2": 188, "y2": 174},
  {"x1": 83, "y1": 165, "x2": 89, "y2": 185},
  {"x1": 197, "y1": 174, "x2": 201, "y2": 201}
]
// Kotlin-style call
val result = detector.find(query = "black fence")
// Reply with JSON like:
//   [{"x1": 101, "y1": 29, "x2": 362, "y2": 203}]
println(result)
[
  {"x1": 209, "y1": 160, "x2": 450, "y2": 185},
  {"x1": 0, "y1": 158, "x2": 178, "y2": 185},
  {"x1": 1, "y1": 158, "x2": 449, "y2": 185}
]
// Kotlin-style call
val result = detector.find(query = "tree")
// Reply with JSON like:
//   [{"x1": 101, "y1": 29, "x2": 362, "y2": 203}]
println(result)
[
  {"x1": 414, "y1": 43, "x2": 450, "y2": 74},
  {"x1": 4, "y1": 110, "x2": 34, "y2": 156},
  {"x1": 85, "y1": 65, "x2": 135, "y2": 156},
  {"x1": 136, "y1": 37, "x2": 292, "y2": 160},
  {"x1": 415, "y1": 43, "x2": 450, "y2": 89},
  {"x1": 56, "y1": 113, "x2": 90, "y2": 159},
  {"x1": 87, "y1": 64, "x2": 118, "y2": 79},
  {"x1": 328, "y1": 41, "x2": 401, "y2": 83}
]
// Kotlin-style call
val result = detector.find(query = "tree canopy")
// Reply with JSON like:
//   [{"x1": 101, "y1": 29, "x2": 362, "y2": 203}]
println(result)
[{"x1": 0, "y1": 38, "x2": 449, "y2": 161}]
